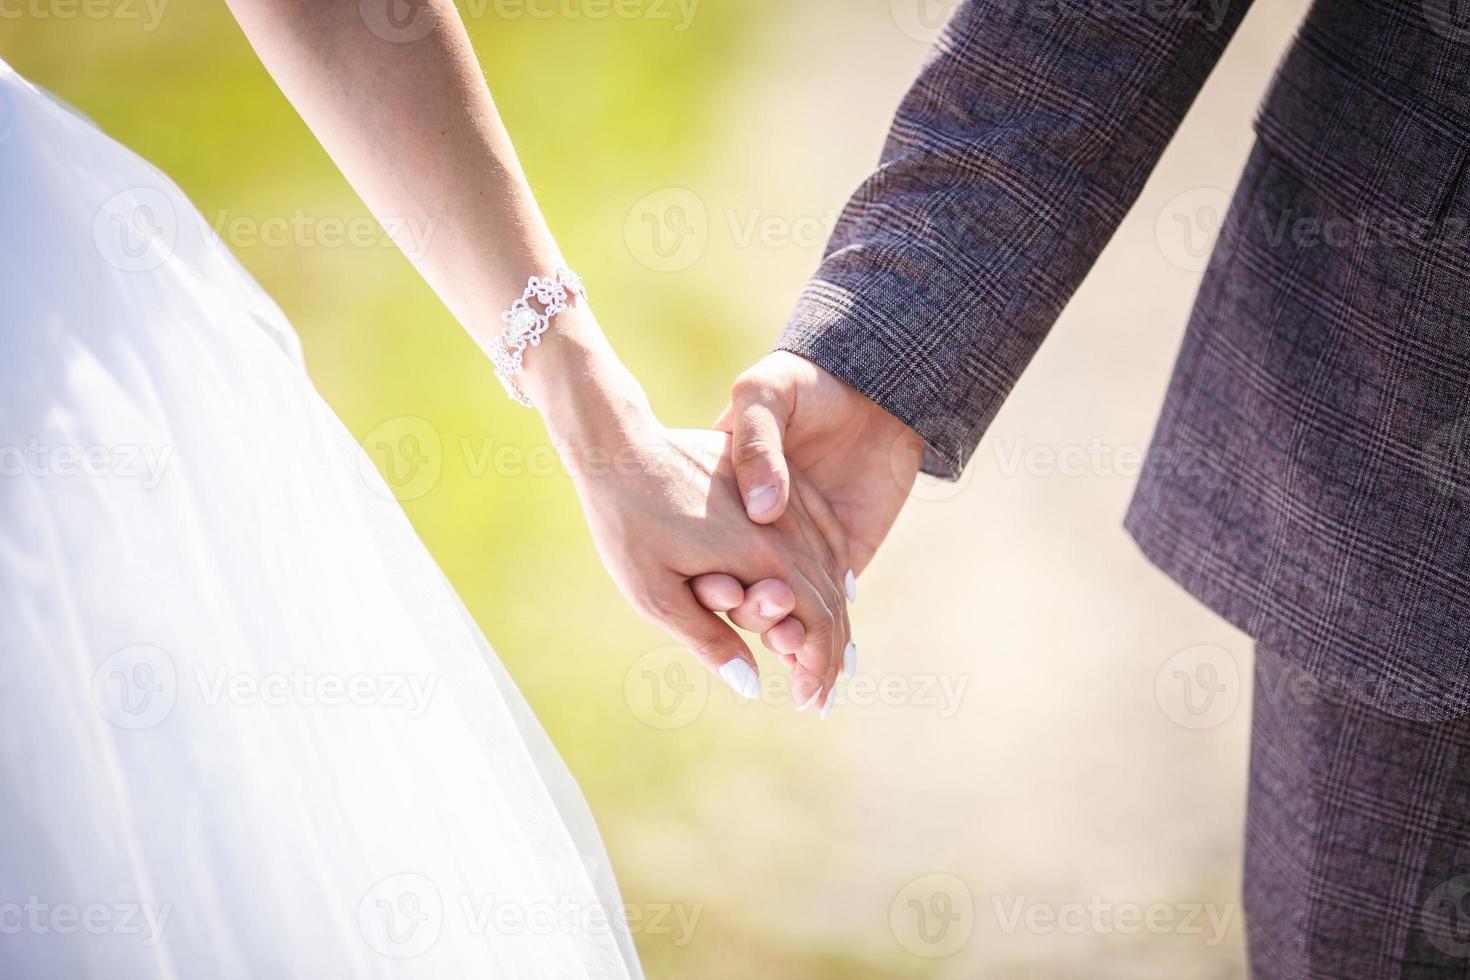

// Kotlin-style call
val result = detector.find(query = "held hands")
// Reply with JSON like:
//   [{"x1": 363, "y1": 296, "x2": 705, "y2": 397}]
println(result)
[
  {"x1": 523, "y1": 307, "x2": 907, "y2": 715},
  {"x1": 689, "y1": 352, "x2": 925, "y2": 663},
  {"x1": 561, "y1": 418, "x2": 854, "y2": 713}
]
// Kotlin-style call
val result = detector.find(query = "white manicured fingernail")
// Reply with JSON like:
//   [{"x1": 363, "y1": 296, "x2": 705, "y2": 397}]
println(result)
[
  {"x1": 820, "y1": 688, "x2": 836, "y2": 721},
  {"x1": 845, "y1": 569, "x2": 857, "y2": 603},
  {"x1": 843, "y1": 640, "x2": 857, "y2": 678},
  {"x1": 796, "y1": 687, "x2": 821, "y2": 712},
  {"x1": 745, "y1": 484, "x2": 779, "y2": 517},
  {"x1": 718, "y1": 659, "x2": 761, "y2": 700}
]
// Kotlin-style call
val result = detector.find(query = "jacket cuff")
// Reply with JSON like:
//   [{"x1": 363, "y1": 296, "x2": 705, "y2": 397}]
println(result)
[{"x1": 777, "y1": 274, "x2": 1007, "y2": 481}]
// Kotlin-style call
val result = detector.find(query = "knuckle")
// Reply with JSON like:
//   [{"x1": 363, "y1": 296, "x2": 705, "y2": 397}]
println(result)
[
  {"x1": 733, "y1": 434, "x2": 779, "y2": 462},
  {"x1": 730, "y1": 372, "x2": 776, "y2": 407}
]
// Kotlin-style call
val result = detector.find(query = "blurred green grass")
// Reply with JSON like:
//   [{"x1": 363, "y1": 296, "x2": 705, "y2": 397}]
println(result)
[{"x1": 0, "y1": 5, "x2": 937, "y2": 977}]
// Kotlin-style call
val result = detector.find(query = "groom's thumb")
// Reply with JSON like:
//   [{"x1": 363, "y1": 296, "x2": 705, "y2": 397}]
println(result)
[{"x1": 725, "y1": 376, "x2": 792, "y2": 525}]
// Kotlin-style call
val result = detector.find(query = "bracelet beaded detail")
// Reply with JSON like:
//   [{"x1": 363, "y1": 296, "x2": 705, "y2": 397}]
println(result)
[{"x1": 488, "y1": 268, "x2": 586, "y2": 407}]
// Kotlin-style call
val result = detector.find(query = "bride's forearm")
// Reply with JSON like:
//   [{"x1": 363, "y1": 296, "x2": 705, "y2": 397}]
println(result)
[
  {"x1": 514, "y1": 311, "x2": 659, "y2": 454},
  {"x1": 225, "y1": 0, "x2": 649, "y2": 444}
]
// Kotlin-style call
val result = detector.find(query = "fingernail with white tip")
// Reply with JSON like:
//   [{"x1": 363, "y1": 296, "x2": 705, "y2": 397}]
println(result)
[
  {"x1": 843, "y1": 640, "x2": 857, "y2": 678},
  {"x1": 796, "y1": 687, "x2": 822, "y2": 712},
  {"x1": 718, "y1": 659, "x2": 762, "y2": 700},
  {"x1": 845, "y1": 569, "x2": 857, "y2": 603},
  {"x1": 820, "y1": 688, "x2": 836, "y2": 721}
]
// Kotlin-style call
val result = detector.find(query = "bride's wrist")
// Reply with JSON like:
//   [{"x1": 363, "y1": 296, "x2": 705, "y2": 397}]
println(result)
[{"x1": 510, "y1": 309, "x2": 660, "y2": 457}]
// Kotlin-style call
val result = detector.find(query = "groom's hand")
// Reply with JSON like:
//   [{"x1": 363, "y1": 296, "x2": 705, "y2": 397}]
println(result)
[
  {"x1": 692, "y1": 352, "x2": 922, "y2": 670},
  {"x1": 719, "y1": 351, "x2": 923, "y2": 573}
]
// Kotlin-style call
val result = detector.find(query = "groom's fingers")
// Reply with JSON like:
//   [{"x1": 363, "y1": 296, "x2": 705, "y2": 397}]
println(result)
[
  {"x1": 689, "y1": 573, "x2": 744, "y2": 612},
  {"x1": 724, "y1": 578, "x2": 795, "y2": 633},
  {"x1": 761, "y1": 617, "x2": 805, "y2": 656},
  {"x1": 691, "y1": 574, "x2": 800, "y2": 643},
  {"x1": 726, "y1": 377, "x2": 792, "y2": 525}
]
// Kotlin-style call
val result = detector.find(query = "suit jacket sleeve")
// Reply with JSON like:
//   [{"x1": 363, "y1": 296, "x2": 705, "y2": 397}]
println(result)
[{"x1": 776, "y1": 0, "x2": 1255, "y2": 478}]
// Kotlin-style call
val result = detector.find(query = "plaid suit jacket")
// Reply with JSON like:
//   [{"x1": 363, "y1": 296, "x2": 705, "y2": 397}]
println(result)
[{"x1": 778, "y1": 0, "x2": 1470, "y2": 719}]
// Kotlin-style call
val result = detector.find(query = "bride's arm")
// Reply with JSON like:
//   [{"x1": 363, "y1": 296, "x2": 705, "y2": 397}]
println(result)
[
  {"x1": 223, "y1": 0, "x2": 851, "y2": 709},
  {"x1": 224, "y1": 0, "x2": 608, "y2": 403}
]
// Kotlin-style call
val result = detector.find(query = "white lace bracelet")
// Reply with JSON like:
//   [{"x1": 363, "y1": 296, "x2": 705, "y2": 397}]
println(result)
[{"x1": 488, "y1": 268, "x2": 586, "y2": 407}]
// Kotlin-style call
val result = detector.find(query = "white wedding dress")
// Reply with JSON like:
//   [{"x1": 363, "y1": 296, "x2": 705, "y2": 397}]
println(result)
[{"x1": 0, "y1": 59, "x2": 642, "y2": 979}]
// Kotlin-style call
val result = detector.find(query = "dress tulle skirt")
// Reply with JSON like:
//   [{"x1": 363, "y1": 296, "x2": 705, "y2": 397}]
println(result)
[{"x1": 0, "y1": 60, "x2": 642, "y2": 979}]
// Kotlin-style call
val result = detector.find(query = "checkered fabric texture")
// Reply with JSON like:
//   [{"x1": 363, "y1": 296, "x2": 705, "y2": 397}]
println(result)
[
  {"x1": 1247, "y1": 643, "x2": 1470, "y2": 977},
  {"x1": 778, "y1": 0, "x2": 1470, "y2": 721}
]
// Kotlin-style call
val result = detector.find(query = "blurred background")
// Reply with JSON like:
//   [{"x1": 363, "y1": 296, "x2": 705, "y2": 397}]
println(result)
[{"x1": 2, "y1": 0, "x2": 1311, "y2": 975}]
